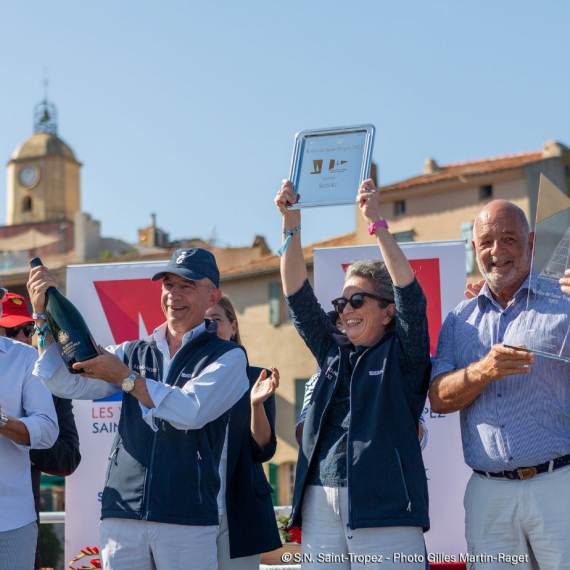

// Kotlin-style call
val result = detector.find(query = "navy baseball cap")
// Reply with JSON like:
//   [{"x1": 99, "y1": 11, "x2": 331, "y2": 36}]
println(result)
[{"x1": 152, "y1": 248, "x2": 220, "y2": 288}]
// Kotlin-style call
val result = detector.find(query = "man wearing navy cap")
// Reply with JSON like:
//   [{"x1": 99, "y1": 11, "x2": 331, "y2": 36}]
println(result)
[{"x1": 30, "y1": 248, "x2": 249, "y2": 570}]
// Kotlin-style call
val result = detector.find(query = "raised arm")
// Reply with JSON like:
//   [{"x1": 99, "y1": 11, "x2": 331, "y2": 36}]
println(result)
[
  {"x1": 250, "y1": 367, "x2": 279, "y2": 449},
  {"x1": 357, "y1": 179, "x2": 414, "y2": 287},
  {"x1": 27, "y1": 264, "x2": 58, "y2": 354},
  {"x1": 275, "y1": 180, "x2": 305, "y2": 296}
]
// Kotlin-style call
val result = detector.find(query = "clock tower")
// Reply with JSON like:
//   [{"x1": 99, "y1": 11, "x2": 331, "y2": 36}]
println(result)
[{"x1": 6, "y1": 98, "x2": 81, "y2": 225}]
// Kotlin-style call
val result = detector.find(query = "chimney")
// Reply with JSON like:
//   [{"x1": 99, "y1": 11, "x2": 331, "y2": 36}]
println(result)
[
  {"x1": 423, "y1": 158, "x2": 440, "y2": 174},
  {"x1": 542, "y1": 140, "x2": 565, "y2": 158}
]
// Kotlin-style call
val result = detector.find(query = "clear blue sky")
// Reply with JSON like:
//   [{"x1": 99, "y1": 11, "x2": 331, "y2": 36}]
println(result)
[{"x1": 1, "y1": 1, "x2": 569, "y2": 253}]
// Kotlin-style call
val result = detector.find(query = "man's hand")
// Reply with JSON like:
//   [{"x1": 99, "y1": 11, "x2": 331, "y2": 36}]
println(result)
[
  {"x1": 430, "y1": 343, "x2": 535, "y2": 414},
  {"x1": 251, "y1": 367, "x2": 280, "y2": 407},
  {"x1": 465, "y1": 279, "x2": 485, "y2": 299},
  {"x1": 27, "y1": 265, "x2": 58, "y2": 314},
  {"x1": 472, "y1": 344, "x2": 534, "y2": 383},
  {"x1": 74, "y1": 346, "x2": 131, "y2": 385},
  {"x1": 560, "y1": 268, "x2": 570, "y2": 296}
]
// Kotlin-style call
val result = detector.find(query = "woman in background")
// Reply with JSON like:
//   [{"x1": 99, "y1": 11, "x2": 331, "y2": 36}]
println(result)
[{"x1": 206, "y1": 295, "x2": 282, "y2": 570}]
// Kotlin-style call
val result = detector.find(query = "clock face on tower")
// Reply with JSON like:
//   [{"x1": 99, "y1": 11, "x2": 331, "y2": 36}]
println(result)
[{"x1": 19, "y1": 166, "x2": 39, "y2": 188}]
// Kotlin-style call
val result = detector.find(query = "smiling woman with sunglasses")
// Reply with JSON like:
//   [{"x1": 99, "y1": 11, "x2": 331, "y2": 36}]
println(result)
[{"x1": 275, "y1": 178, "x2": 431, "y2": 569}]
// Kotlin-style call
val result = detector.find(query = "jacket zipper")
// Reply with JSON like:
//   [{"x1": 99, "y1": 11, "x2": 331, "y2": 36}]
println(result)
[
  {"x1": 142, "y1": 343, "x2": 164, "y2": 519},
  {"x1": 108, "y1": 445, "x2": 119, "y2": 465},
  {"x1": 346, "y1": 347, "x2": 370, "y2": 534},
  {"x1": 395, "y1": 448, "x2": 412, "y2": 512},
  {"x1": 196, "y1": 448, "x2": 203, "y2": 504}
]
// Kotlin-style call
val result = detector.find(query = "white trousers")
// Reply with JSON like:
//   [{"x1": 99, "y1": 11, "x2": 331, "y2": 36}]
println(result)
[
  {"x1": 464, "y1": 465, "x2": 570, "y2": 570},
  {"x1": 217, "y1": 513, "x2": 261, "y2": 570},
  {"x1": 301, "y1": 485, "x2": 425, "y2": 569},
  {"x1": 100, "y1": 518, "x2": 218, "y2": 570}
]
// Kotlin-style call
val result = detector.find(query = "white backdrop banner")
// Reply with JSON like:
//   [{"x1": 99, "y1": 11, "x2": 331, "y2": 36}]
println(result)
[
  {"x1": 62, "y1": 242, "x2": 469, "y2": 562},
  {"x1": 64, "y1": 261, "x2": 166, "y2": 565},
  {"x1": 313, "y1": 241, "x2": 471, "y2": 557}
]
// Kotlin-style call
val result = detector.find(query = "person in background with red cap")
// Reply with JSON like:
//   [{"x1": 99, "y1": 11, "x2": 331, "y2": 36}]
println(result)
[
  {"x1": 0, "y1": 293, "x2": 38, "y2": 344},
  {"x1": 0, "y1": 291, "x2": 81, "y2": 570}
]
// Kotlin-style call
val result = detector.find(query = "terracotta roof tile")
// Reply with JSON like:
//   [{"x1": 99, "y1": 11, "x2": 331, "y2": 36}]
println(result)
[
  {"x1": 380, "y1": 150, "x2": 544, "y2": 194},
  {"x1": 221, "y1": 232, "x2": 357, "y2": 280}
]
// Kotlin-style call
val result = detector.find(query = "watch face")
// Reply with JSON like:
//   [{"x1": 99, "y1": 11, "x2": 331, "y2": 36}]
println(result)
[{"x1": 19, "y1": 166, "x2": 38, "y2": 187}]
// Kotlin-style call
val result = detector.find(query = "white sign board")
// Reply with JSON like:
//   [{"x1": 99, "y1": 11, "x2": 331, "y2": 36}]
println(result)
[
  {"x1": 314, "y1": 241, "x2": 471, "y2": 557},
  {"x1": 64, "y1": 261, "x2": 166, "y2": 564}
]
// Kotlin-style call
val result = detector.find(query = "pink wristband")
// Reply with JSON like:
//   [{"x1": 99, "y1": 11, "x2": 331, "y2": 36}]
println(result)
[{"x1": 367, "y1": 219, "x2": 389, "y2": 235}]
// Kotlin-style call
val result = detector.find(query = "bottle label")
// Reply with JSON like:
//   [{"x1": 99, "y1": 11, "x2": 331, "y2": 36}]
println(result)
[
  {"x1": 61, "y1": 340, "x2": 83, "y2": 359},
  {"x1": 57, "y1": 329, "x2": 85, "y2": 361},
  {"x1": 58, "y1": 330, "x2": 70, "y2": 344}
]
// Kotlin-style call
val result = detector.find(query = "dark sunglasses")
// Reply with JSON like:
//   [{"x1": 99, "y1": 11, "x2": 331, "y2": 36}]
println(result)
[
  {"x1": 0, "y1": 288, "x2": 7, "y2": 301},
  {"x1": 5, "y1": 324, "x2": 35, "y2": 339},
  {"x1": 331, "y1": 292, "x2": 386, "y2": 314}
]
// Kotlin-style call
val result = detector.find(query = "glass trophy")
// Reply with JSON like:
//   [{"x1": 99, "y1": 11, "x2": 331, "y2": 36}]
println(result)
[
  {"x1": 503, "y1": 174, "x2": 570, "y2": 362},
  {"x1": 287, "y1": 124, "x2": 375, "y2": 209}
]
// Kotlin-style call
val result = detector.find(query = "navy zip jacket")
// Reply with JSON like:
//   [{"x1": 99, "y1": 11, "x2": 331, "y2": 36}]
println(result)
[
  {"x1": 101, "y1": 323, "x2": 243, "y2": 526},
  {"x1": 224, "y1": 367, "x2": 282, "y2": 558},
  {"x1": 287, "y1": 279, "x2": 431, "y2": 531}
]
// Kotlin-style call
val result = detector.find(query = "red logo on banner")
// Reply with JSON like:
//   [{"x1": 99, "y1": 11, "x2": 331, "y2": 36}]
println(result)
[
  {"x1": 93, "y1": 280, "x2": 164, "y2": 344},
  {"x1": 340, "y1": 259, "x2": 442, "y2": 356},
  {"x1": 409, "y1": 258, "x2": 442, "y2": 356}
]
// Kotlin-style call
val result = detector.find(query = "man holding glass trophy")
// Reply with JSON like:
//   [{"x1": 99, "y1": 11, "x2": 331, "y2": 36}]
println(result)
[{"x1": 430, "y1": 176, "x2": 570, "y2": 569}]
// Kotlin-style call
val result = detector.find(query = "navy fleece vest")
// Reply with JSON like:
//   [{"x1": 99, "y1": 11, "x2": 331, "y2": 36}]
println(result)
[{"x1": 101, "y1": 323, "x2": 242, "y2": 526}]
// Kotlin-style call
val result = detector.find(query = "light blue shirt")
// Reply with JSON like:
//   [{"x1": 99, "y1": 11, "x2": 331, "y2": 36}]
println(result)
[
  {"x1": 0, "y1": 336, "x2": 58, "y2": 532},
  {"x1": 431, "y1": 272, "x2": 570, "y2": 472},
  {"x1": 34, "y1": 321, "x2": 248, "y2": 432}
]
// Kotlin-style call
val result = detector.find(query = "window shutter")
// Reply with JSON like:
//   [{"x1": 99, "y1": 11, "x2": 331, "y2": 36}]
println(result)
[
  {"x1": 268, "y1": 462, "x2": 279, "y2": 506},
  {"x1": 269, "y1": 282, "x2": 281, "y2": 326},
  {"x1": 461, "y1": 222, "x2": 475, "y2": 274}
]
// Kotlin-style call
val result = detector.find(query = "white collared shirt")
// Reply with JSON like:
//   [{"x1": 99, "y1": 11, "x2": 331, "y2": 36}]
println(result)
[
  {"x1": 34, "y1": 321, "x2": 248, "y2": 432},
  {"x1": 0, "y1": 336, "x2": 58, "y2": 532}
]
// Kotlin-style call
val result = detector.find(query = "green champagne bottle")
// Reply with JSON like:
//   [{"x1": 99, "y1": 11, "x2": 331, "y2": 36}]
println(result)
[{"x1": 30, "y1": 257, "x2": 100, "y2": 374}]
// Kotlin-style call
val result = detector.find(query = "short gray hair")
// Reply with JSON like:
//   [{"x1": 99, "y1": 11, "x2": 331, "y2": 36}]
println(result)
[{"x1": 345, "y1": 260, "x2": 394, "y2": 306}]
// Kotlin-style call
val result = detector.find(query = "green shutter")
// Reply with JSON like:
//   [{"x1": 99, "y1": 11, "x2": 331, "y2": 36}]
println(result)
[
  {"x1": 269, "y1": 282, "x2": 281, "y2": 326},
  {"x1": 269, "y1": 462, "x2": 279, "y2": 506}
]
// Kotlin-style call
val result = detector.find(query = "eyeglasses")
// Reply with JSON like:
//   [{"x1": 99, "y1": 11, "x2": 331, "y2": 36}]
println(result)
[
  {"x1": 331, "y1": 292, "x2": 386, "y2": 314},
  {"x1": 0, "y1": 288, "x2": 7, "y2": 301},
  {"x1": 4, "y1": 324, "x2": 35, "y2": 339}
]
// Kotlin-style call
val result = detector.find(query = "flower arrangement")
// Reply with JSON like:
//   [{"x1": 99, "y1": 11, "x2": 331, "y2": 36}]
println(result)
[
  {"x1": 68, "y1": 546, "x2": 101, "y2": 569},
  {"x1": 277, "y1": 515, "x2": 302, "y2": 544}
]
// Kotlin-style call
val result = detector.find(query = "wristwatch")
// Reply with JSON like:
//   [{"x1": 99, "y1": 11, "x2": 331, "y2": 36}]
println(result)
[
  {"x1": 0, "y1": 413, "x2": 8, "y2": 430},
  {"x1": 121, "y1": 372, "x2": 138, "y2": 393}
]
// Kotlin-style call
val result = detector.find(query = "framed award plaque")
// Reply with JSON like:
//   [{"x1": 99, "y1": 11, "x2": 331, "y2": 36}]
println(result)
[{"x1": 287, "y1": 124, "x2": 375, "y2": 209}]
